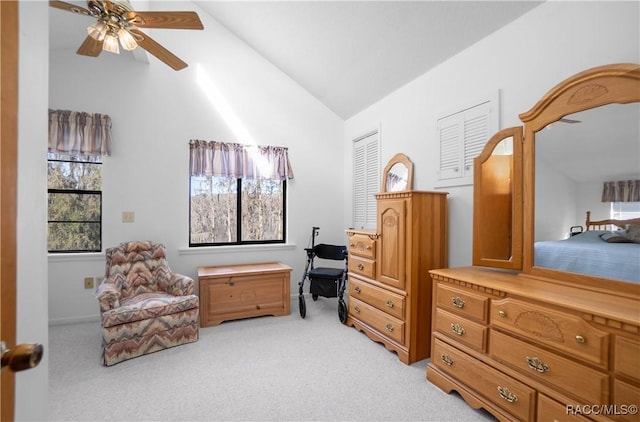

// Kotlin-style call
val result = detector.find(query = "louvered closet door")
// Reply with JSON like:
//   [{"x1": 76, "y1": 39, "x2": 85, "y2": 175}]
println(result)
[{"x1": 353, "y1": 132, "x2": 380, "y2": 230}]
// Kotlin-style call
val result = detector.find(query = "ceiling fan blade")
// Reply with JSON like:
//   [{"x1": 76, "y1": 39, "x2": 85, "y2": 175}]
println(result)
[
  {"x1": 77, "y1": 36, "x2": 103, "y2": 57},
  {"x1": 49, "y1": 0, "x2": 91, "y2": 16},
  {"x1": 129, "y1": 29, "x2": 188, "y2": 71},
  {"x1": 127, "y1": 11, "x2": 204, "y2": 30},
  {"x1": 559, "y1": 118, "x2": 581, "y2": 124}
]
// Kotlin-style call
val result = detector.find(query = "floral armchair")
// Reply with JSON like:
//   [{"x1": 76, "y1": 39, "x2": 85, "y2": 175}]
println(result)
[{"x1": 95, "y1": 241, "x2": 199, "y2": 366}]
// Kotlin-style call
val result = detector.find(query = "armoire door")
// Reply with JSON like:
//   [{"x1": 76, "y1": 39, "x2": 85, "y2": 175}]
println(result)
[{"x1": 377, "y1": 198, "x2": 406, "y2": 290}]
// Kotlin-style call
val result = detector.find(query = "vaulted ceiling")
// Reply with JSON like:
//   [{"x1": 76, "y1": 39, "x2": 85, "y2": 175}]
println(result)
[{"x1": 49, "y1": 1, "x2": 543, "y2": 119}]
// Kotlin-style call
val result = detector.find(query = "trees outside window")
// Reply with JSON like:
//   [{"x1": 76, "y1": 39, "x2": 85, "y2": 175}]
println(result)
[
  {"x1": 47, "y1": 154, "x2": 102, "y2": 252},
  {"x1": 189, "y1": 176, "x2": 285, "y2": 246}
]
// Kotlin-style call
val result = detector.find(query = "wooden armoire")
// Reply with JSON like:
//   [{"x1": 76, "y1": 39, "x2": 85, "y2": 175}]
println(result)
[{"x1": 346, "y1": 153, "x2": 448, "y2": 364}]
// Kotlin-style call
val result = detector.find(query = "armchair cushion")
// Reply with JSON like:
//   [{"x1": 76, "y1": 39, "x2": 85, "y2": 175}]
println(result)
[{"x1": 101, "y1": 292, "x2": 199, "y2": 328}]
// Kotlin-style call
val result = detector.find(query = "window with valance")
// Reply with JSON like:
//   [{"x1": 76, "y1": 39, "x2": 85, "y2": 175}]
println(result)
[
  {"x1": 47, "y1": 109, "x2": 112, "y2": 252},
  {"x1": 602, "y1": 180, "x2": 640, "y2": 220},
  {"x1": 189, "y1": 140, "x2": 294, "y2": 246}
]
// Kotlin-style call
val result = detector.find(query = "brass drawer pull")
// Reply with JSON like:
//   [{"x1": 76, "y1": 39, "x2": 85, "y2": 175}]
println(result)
[
  {"x1": 441, "y1": 354, "x2": 454, "y2": 366},
  {"x1": 451, "y1": 323, "x2": 465, "y2": 336},
  {"x1": 575, "y1": 335, "x2": 585, "y2": 344},
  {"x1": 354, "y1": 306, "x2": 361, "y2": 314},
  {"x1": 386, "y1": 300, "x2": 394, "y2": 308},
  {"x1": 366, "y1": 246, "x2": 372, "y2": 250},
  {"x1": 498, "y1": 310, "x2": 506, "y2": 318},
  {"x1": 385, "y1": 323, "x2": 394, "y2": 332},
  {"x1": 526, "y1": 356, "x2": 550, "y2": 373},
  {"x1": 354, "y1": 286, "x2": 361, "y2": 294},
  {"x1": 452, "y1": 297, "x2": 466, "y2": 308},
  {"x1": 497, "y1": 386, "x2": 518, "y2": 403},
  {"x1": 357, "y1": 264, "x2": 364, "y2": 270}
]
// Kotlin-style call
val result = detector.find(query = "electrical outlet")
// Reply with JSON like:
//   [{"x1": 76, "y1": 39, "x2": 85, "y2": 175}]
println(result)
[{"x1": 84, "y1": 277, "x2": 94, "y2": 289}]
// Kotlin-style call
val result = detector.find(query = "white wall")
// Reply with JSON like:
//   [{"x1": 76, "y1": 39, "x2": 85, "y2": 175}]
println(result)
[
  {"x1": 48, "y1": 1, "x2": 344, "y2": 323},
  {"x1": 17, "y1": 2, "x2": 49, "y2": 420},
  {"x1": 344, "y1": 1, "x2": 640, "y2": 267}
]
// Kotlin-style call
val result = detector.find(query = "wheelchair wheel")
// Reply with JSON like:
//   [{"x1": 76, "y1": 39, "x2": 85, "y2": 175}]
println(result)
[
  {"x1": 299, "y1": 295, "x2": 306, "y2": 318},
  {"x1": 338, "y1": 297, "x2": 347, "y2": 324},
  {"x1": 312, "y1": 294, "x2": 319, "y2": 301}
]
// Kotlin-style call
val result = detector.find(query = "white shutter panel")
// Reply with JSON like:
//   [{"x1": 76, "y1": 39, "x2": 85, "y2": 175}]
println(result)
[
  {"x1": 353, "y1": 132, "x2": 379, "y2": 230},
  {"x1": 365, "y1": 140, "x2": 379, "y2": 228},
  {"x1": 438, "y1": 116, "x2": 461, "y2": 180},
  {"x1": 463, "y1": 102, "x2": 491, "y2": 177},
  {"x1": 353, "y1": 142, "x2": 367, "y2": 230}
]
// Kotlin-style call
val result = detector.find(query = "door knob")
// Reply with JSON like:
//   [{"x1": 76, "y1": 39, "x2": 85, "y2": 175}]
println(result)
[{"x1": 1, "y1": 341, "x2": 43, "y2": 372}]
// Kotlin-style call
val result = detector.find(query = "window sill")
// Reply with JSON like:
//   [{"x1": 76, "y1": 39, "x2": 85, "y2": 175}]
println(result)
[
  {"x1": 178, "y1": 243, "x2": 297, "y2": 256},
  {"x1": 48, "y1": 252, "x2": 105, "y2": 263}
]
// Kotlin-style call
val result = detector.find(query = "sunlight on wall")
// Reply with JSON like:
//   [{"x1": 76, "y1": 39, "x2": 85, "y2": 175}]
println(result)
[{"x1": 196, "y1": 64, "x2": 257, "y2": 145}]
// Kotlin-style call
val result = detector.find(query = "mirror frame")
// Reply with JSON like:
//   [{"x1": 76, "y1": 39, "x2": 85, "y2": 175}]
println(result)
[
  {"x1": 382, "y1": 153, "x2": 414, "y2": 192},
  {"x1": 472, "y1": 126, "x2": 523, "y2": 269},
  {"x1": 519, "y1": 63, "x2": 640, "y2": 294}
]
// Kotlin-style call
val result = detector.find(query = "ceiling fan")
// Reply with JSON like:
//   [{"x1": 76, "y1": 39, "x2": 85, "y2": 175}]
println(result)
[{"x1": 50, "y1": 0, "x2": 204, "y2": 71}]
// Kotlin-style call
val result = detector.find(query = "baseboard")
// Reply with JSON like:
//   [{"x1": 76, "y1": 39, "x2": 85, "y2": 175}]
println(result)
[{"x1": 49, "y1": 315, "x2": 100, "y2": 326}]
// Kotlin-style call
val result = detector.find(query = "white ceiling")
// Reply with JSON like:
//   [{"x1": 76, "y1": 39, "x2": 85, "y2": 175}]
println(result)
[{"x1": 49, "y1": 1, "x2": 543, "y2": 119}]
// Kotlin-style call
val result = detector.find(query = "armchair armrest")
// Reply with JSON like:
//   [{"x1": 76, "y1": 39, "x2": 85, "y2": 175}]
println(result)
[
  {"x1": 95, "y1": 283, "x2": 121, "y2": 312},
  {"x1": 168, "y1": 273, "x2": 194, "y2": 296}
]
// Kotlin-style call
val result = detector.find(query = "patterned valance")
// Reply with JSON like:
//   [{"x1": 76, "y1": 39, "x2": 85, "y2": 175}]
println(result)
[
  {"x1": 189, "y1": 140, "x2": 294, "y2": 180},
  {"x1": 602, "y1": 180, "x2": 640, "y2": 202},
  {"x1": 48, "y1": 109, "x2": 112, "y2": 157}
]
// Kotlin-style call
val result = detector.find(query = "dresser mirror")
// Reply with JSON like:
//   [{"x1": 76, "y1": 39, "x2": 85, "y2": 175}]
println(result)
[
  {"x1": 382, "y1": 153, "x2": 413, "y2": 192},
  {"x1": 473, "y1": 63, "x2": 640, "y2": 293},
  {"x1": 472, "y1": 127, "x2": 522, "y2": 269},
  {"x1": 520, "y1": 63, "x2": 640, "y2": 293}
]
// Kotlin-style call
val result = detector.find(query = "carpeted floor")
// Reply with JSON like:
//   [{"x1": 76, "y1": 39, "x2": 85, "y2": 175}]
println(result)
[{"x1": 48, "y1": 296, "x2": 496, "y2": 421}]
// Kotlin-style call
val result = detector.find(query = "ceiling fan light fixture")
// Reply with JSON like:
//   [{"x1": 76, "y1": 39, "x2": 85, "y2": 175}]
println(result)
[
  {"x1": 87, "y1": 21, "x2": 108, "y2": 41},
  {"x1": 103, "y1": 32, "x2": 120, "y2": 54},
  {"x1": 118, "y1": 28, "x2": 138, "y2": 51}
]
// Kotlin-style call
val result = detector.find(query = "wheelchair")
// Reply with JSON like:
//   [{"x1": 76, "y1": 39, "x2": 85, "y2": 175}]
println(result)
[{"x1": 298, "y1": 227, "x2": 348, "y2": 323}]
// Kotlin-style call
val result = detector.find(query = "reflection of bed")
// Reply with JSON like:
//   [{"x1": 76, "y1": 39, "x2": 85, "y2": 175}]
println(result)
[{"x1": 534, "y1": 212, "x2": 640, "y2": 283}]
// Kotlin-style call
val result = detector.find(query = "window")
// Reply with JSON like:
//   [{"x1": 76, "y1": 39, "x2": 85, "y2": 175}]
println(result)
[
  {"x1": 436, "y1": 94, "x2": 499, "y2": 187},
  {"x1": 47, "y1": 109, "x2": 111, "y2": 253},
  {"x1": 611, "y1": 202, "x2": 640, "y2": 220},
  {"x1": 189, "y1": 176, "x2": 286, "y2": 245},
  {"x1": 352, "y1": 131, "x2": 380, "y2": 230},
  {"x1": 188, "y1": 140, "x2": 293, "y2": 247},
  {"x1": 47, "y1": 153, "x2": 102, "y2": 252}
]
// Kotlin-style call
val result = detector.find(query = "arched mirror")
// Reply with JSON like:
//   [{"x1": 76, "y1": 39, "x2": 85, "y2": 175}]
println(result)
[
  {"x1": 382, "y1": 153, "x2": 413, "y2": 192},
  {"x1": 473, "y1": 127, "x2": 522, "y2": 269},
  {"x1": 520, "y1": 63, "x2": 640, "y2": 291}
]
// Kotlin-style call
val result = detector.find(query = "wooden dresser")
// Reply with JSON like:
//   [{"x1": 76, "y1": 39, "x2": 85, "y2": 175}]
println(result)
[
  {"x1": 428, "y1": 266, "x2": 640, "y2": 422},
  {"x1": 346, "y1": 190, "x2": 448, "y2": 364},
  {"x1": 198, "y1": 262, "x2": 291, "y2": 327}
]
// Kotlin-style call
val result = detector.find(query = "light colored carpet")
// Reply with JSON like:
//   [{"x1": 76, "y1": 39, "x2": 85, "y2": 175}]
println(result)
[{"x1": 49, "y1": 296, "x2": 496, "y2": 421}]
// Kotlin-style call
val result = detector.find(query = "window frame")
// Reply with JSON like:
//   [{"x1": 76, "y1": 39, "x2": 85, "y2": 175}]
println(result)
[
  {"x1": 47, "y1": 156, "x2": 103, "y2": 253},
  {"x1": 188, "y1": 176, "x2": 287, "y2": 247}
]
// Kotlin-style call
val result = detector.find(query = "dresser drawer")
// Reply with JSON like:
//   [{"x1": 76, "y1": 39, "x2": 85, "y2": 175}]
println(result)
[
  {"x1": 537, "y1": 394, "x2": 590, "y2": 422},
  {"x1": 348, "y1": 255, "x2": 376, "y2": 279},
  {"x1": 349, "y1": 275, "x2": 405, "y2": 320},
  {"x1": 490, "y1": 330, "x2": 609, "y2": 404},
  {"x1": 612, "y1": 379, "x2": 640, "y2": 422},
  {"x1": 614, "y1": 336, "x2": 640, "y2": 382},
  {"x1": 348, "y1": 233, "x2": 376, "y2": 259},
  {"x1": 491, "y1": 298, "x2": 609, "y2": 368},
  {"x1": 434, "y1": 308, "x2": 488, "y2": 352},
  {"x1": 433, "y1": 338, "x2": 536, "y2": 421},
  {"x1": 436, "y1": 283, "x2": 489, "y2": 323},
  {"x1": 349, "y1": 296, "x2": 404, "y2": 345}
]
